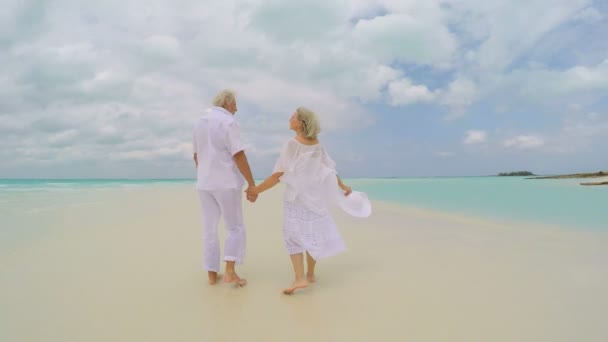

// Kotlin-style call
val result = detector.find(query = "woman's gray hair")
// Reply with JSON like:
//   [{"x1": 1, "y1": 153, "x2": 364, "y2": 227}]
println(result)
[
  {"x1": 296, "y1": 107, "x2": 321, "y2": 139},
  {"x1": 212, "y1": 89, "x2": 236, "y2": 107}
]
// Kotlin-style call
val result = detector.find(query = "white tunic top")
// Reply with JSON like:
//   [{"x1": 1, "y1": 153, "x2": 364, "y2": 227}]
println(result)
[
  {"x1": 193, "y1": 106, "x2": 245, "y2": 190},
  {"x1": 273, "y1": 139, "x2": 338, "y2": 213},
  {"x1": 273, "y1": 138, "x2": 371, "y2": 217}
]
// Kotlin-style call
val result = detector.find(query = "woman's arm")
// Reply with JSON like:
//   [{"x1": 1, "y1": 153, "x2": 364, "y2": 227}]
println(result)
[
  {"x1": 251, "y1": 172, "x2": 284, "y2": 195},
  {"x1": 337, "y1": 175, "x2": 352, "y2": 196}
]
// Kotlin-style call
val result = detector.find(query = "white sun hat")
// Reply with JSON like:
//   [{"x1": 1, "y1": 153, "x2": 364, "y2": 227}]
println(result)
[{"x1": 337, "y1": 191, "x2": 372, "y2": 218}]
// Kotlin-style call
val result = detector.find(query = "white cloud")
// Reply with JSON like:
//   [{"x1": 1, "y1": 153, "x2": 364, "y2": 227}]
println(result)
[
  {"x1": 503, "y1": 135, "x2": 545, "y2": 149},
  {"x1": 141, "y1": 35, "x2": 181, "y2": 60},
  {"x1": 438, "y1": 0, "x2": 599, "y2": 117},
  {"x1": 112, "y1": 143, "x2": 192, "y2": 161},
  {"x1": 464, "y1": 130, "x2": 487, "y2": 144},
  {"x1": 247, "y1": 0, "x2": 348, "y2": 42},
  {"x1": 0, "y1": 0, "x2": 606, "y2": 177},
  {"x1": 352, "y1": 11, "x2": 457, "y2": 67},
  {"x1": 574, "y1": 7, "x2": 603, "y2": 23},
  {"x1": 384, "y1": 75, "x2": 479, "y2": 120},
  {"x1": 513, "y1": 59, "x2": 608, "y2": 100},
  {"x1": 545, "y1": 112, "x2": 608, "y2": 154},
  {"x1": 234, "y1": 73, "x2": 374, "y2": 131},
  {"x1": 347, "y1": 65, "x2": 402, "y2": 102},
  {"x1": 440, "y1": 78, "x2": 478, "y2": 118},
  {"x1": 449, "y1": 0, "x2": 593, "y2": 73},
  {"x1": 388, "y1": 78, "x2": 436, "y2": 106}
]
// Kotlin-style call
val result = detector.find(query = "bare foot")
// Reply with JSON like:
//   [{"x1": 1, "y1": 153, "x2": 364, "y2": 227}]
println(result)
[
  {"x1": 306, "y1": 273, "x2": 316, "y2": 283},
  {"x1": 208, "y1": 272, "x2": 223, "y2": 285},
  {"x1": 224, "y1": 273, "x2": 247, "y2": 287},
  {"x1": 283, "y1": 279, "x2": 308, "y2": 295}
]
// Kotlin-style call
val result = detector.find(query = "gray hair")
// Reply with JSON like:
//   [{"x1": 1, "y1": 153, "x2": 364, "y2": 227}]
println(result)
[
  {"x1": 212, "y1": 89, "x2": 236, "y2": 107},
  {"x1": 296, "y1": 107, "x2": 321, "y2": 139}
]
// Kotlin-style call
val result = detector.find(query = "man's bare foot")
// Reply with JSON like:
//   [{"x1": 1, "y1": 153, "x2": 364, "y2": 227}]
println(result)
[
  {"x1": 224, "y1": 273, "x2": 247, "y2": 287},
  {"x1": 208, "y1": 272, "x2": 222, "y2": 285},
  {"x1": 283, "y1": 279, "x2": 308, "y2": 295},
  {"x1": 306, "y1": 273, "x2": 316, "y2": 283}
]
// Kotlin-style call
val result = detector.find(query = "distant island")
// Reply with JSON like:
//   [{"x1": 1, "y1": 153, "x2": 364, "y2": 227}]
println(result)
[
  {"x1": 498, "y1": 171, "x2": 535, "y2": 176},
  {"x1": 581, "y1": 181, "x2": 608, "y2": 186},
  {"x1": 529, "y1": 171, "x2": 606, "y2": 179},
  {"x1": 528, "y1": 170, "x2": 608, "y2": 186}
]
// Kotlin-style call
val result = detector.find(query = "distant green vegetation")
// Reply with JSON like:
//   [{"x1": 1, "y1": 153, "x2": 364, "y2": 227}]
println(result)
[
  {"x1": 531, "y1": 171, "x2": 607, "y2": 179},
  {"x1": 581, "y1": 181, "x2": 608, "y2": 186},
  {"x1": 498, "y1": 171, "x2": 535, "y2": 176},
  {"x1": 525, "y1": 170, "x2": 608, "y2": 185}
]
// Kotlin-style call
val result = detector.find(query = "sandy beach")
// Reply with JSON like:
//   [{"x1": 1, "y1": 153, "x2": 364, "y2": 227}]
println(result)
[{"x1": 2, "y1": 184, "x2": 607, "y2": 342}]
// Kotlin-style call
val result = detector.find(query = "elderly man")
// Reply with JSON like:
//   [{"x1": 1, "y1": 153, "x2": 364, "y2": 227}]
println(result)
[{"x1": 193, "y1": 89, "x2": 256, "y2": 286}]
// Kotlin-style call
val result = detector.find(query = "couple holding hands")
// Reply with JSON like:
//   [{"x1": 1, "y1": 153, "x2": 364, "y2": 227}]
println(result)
[{"x1": 193, "y1": 89, "x2": 370, "y2": 295}]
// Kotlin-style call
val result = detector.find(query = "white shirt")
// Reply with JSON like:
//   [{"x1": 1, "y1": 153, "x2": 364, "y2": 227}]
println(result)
[{"x1": 193, "y1": 106, "x2": 245, "y2": 190}]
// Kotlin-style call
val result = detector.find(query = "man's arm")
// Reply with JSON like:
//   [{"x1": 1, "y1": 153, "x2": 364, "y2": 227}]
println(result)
[
  {"x1": 233, "y1": 150, "x2": 255, "y2": 187},
  {"x1": 193, "y1": 153, "x2": 198, "y2": 168}
]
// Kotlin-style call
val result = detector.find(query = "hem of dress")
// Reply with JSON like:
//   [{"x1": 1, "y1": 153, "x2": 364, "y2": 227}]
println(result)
[{"x1": 308, "y1": 246, "x2": 346, "y2": 260}]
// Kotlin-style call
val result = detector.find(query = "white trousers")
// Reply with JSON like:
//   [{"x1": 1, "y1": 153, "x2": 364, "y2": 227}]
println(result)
[{"x1": 197, "y1": 189, "x2": 246, "y2": 272}]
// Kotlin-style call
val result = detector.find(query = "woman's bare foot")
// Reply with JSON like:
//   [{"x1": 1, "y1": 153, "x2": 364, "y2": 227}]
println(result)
[
  {"x1": 208, "y1": 272, "x2": 222, "y2": 285},
  {"x1": 224, "y1": 272, "x2": 247, "y2": 287},
  {"x1": 283, "y1": 279, "x2": 308, "y2": 295},
  {"x1": 306, "y1": 273, "x2": 316, "y2": 283}
]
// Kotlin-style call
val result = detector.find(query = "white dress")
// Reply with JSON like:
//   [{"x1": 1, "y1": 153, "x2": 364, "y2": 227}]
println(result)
[{"x1": 273, "y1": 139, "x2": 352, "y2": 259}]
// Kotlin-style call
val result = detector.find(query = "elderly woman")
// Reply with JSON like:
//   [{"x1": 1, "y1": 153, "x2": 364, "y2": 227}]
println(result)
[{"x1": 249, "y1": 107, "x2": 369, "y2": 295}]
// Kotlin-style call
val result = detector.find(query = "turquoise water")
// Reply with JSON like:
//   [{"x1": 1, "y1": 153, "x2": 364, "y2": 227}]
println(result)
[
  {"x1": 348, "y1": 177, "x2": 607, "y2": 231},
  {"x1": 1, "y1": 177, "x2": 606, "y2": 231},
  {"x1": 0, "y1": 179, "x2": 197, "y2": 250},
  {"x1": 0, "y1": 178, "x2": 192, "y2": 189}
]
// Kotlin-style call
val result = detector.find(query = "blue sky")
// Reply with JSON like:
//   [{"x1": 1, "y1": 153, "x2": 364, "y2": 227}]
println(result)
[{"x1": 0, "y1": 0, "x2": 607, "y2": 178}]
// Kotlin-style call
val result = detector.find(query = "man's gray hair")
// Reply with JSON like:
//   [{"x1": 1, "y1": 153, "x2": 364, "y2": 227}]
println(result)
[{"x1": 213, "y1": 89, "x2": 236, "y2": 107}]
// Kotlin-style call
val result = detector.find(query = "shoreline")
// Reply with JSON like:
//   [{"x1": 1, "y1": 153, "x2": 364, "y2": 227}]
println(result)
[{"x1": 2, "y1": 180, "x2": 606, "y2": 232}]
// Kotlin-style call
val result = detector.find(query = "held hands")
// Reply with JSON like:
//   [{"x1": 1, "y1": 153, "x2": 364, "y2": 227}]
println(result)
[{"x1": 245, "y1": 185, "x2": 259, "y2": 203}]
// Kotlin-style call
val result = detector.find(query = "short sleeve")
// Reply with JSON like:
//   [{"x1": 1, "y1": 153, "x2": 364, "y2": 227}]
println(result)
[
  {"x1": 225, "y1": 121, "x2": 244, "y2": 156},
  {"x1": 273, "y1": 141, "x2": 297, "y2": 173},
  {"x1": 322, "y1": 147, "x2": 337, "y2": 171}
]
